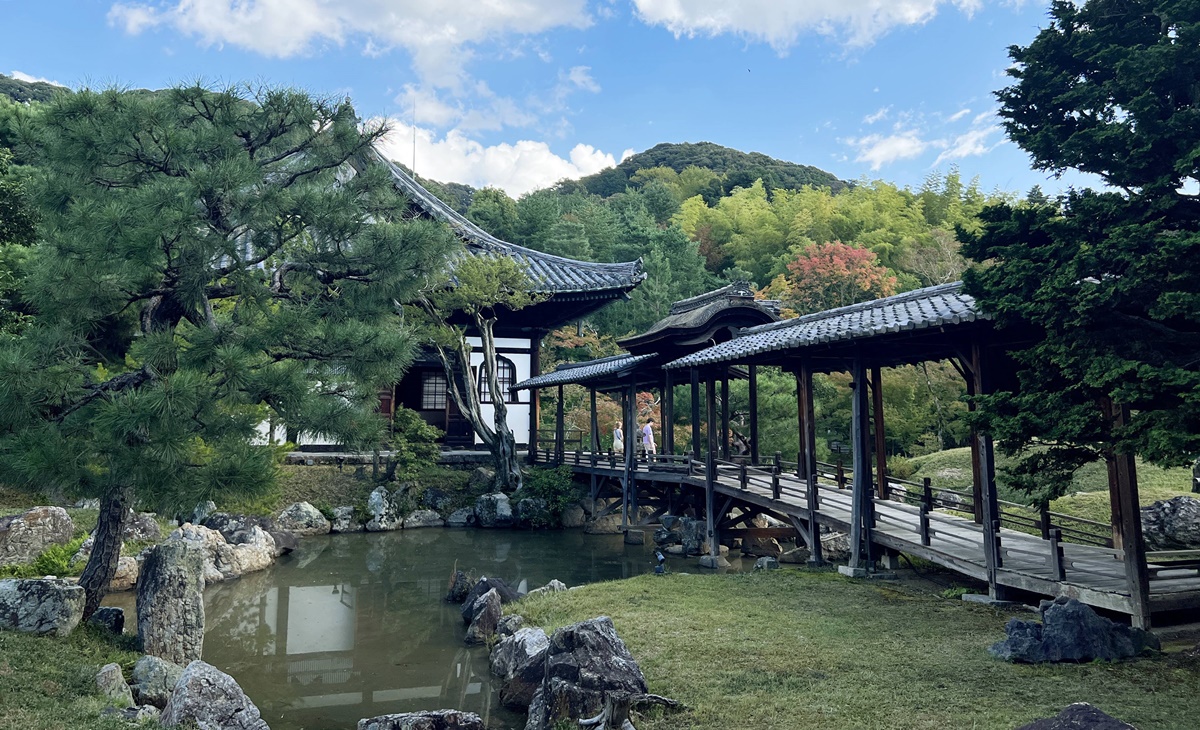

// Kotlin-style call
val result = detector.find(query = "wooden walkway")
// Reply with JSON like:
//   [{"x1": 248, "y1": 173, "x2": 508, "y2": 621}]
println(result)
[{"x1": 539, "y1": 450, "x2": 1200, "y2": 621}]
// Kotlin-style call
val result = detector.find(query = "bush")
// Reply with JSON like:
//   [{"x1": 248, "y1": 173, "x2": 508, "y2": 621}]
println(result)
[
  {"x1": 390, "y1": 406, "x2": 443, "y2": 478},
  {"x1": 887, "y1": 456, "x2": 917, "y2": 480},
  {"x1": 520, "y1": 465, "x2": 580, "y2": 528},
  {"x1": 0, "y1": 536, "x2": 87, "y2": 579}
]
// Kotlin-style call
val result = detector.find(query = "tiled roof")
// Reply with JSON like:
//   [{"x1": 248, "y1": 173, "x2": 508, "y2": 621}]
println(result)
[
  {"x1": 665, "y1": 282, "x2": 985, "y2": 368},
  {"x1": 512, "y1": 354, "x2": 655, "y2": 390},
  {"x1": 375, "y1": 152, "x2": 645, "y2": 295}
]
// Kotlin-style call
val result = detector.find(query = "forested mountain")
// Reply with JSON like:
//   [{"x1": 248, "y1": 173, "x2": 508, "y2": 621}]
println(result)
[{"x1": 0, "y1": 74, "x2": 64, "y2": 104}]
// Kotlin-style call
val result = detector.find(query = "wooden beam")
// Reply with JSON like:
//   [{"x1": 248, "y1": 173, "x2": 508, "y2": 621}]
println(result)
[
  {"x1": 850, "y1": 357, "x2": 874, "y2": 569},
  {"x1": 798, "y1": 362, "x2": 817, "y2": 482},
  {"x1": 964, "y1": 355, "x2": 984, "y2": 524},
  {"x1": 706, "y1": 376, "x2": 719, "y2": 558},
  {"x1": 720, "y1": 375, "x2": 730, "y2": 460},
  {"x1": 872, "y1": 366, "x2": 887, "y2": 500},
  {"x1": 972, "y1": 341, "x2": 1005, "y2": 598},
  {"x1": 589, "y1": 388, "x2": 599, "y2": 454},
  {"x1": 555, "y1": 383, "x2": 565, "y2": 464},
  {"x1": 527, "y1": 331, "x2": 542, "y2": 463},
  {"x1": 690, "y1": 368, "x2": 701, "y2": 462},
  {"x1": 749, "y1": 365, "x2": 759, "y2": 466},
  {"x1": 663, "y1": 369, "x2": 675, "y2": 456},
  {"x1": 721, "y1": 527, "x2": 799, "y2": 540},
  {"x1": 624, "y1": 382, "x2": 637, "y2": 528},
  {"x1": 1109, "y1": 400, "x2": 1152, "y2": 629}
]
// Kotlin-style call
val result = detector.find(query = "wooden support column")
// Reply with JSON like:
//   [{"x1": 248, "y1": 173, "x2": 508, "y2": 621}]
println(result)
[
  {"x1": 555, "y1": 384, "x2": 565, "y2": 465},
  {"x1": 589, "y1": 388, "x2": 599, "y2": 455},
  {"x1": 1107, "y1": 400, "x2": 1152, "y2": 628},
  {"x1": 972, "y1": 342, "x2": 1005, "y2": 598},
  {"x1": 623, "y1": 383, "x2": 637, "y2": 528},
  {"x1": 964, "y1": 359, "x2": 985, "y2": 524},
  {"x1": 849, "y1": 357, "x2": 874, "y2": 570},
  {"x1": 706, "y1": 375, "x2": 719, "y2": 558},
  {"x1": 871, "y1": 366, "x2": 887, "y2": 499},
  {"x1": 748, "y1": 365, "x2": 759, "y2": 465},
  {"x1": 720, "y1": 375, "x2": 730, "y2": 460},
  {"x1": 527, "y1": 331, "x2": 542, "y2": 463},
  {"x1": 796, "y1": 365, "x2": 814, "y2": 481},
  {"x1": 690, "y1": 369, "x2": 702, "y2": 462},
  {"x1": 663, "y1": 370, "x2": 675, "y2": 456}
]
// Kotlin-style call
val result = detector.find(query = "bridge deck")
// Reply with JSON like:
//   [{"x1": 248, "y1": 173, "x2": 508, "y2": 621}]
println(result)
[{"x1": 548, "y1": 451, "x2": 1200, "y2": 619}]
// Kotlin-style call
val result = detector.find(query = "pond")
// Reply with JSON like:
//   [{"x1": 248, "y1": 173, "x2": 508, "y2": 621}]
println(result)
[{"x1": 111, "y1": 528, "x2": 695, "y2": 729}]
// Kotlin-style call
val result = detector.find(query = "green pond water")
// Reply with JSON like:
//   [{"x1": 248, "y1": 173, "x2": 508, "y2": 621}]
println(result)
[{"x1": 114, "y1": 528, "x2": 696, "y2": 729}]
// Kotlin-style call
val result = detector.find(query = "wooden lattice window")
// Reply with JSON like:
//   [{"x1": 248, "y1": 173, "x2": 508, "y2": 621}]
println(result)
[
  {"x1": 421, "y1": 371, "x2": 448, "y2": 410},
  {"x1": 479, "y1": 357, "x2": 516, "y2": 404}
]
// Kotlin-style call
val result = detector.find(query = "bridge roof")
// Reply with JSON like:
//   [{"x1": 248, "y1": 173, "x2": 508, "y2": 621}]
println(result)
[{"x1": 513, "y1": 353, "x2": 656, "y2": 391}]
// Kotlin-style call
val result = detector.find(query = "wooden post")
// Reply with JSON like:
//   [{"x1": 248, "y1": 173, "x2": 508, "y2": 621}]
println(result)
[
  {"x1": 589, "y1": 388, "x2": 599, "y2": 456},
  {"x1": 706, "y1": 375, "x2": 719, "y2": 558},
  {"x1": 849, "y1": 357, "x2": 874, "y2": 570},
  {"x1": 807, "y1": 473, "x2": 824, "y2": 565},
  {"x1": 798, "y1": 362, "x2": 817, "y2": 482},
  {"x1": 663, "y1": 370, "x2": 675, "y2": 456},
  {"x1": 748, "y1": 365, "x2": 759, "y2": 465},
  {"x1": 1049, "y1": 528, "x2": 1065, "y2": 581},
  {"x1": 527, "y1": 331, "x2": 543, "y2": 463},
  {"x1": 871, "y1": 366, "x2": 887, "y2": 500},
  {"x1": 1107, "y1": 400, "x2": 1152, "y2": 629},
  {"x1": 964, "y1": 356, "x2": 985, "y2": 524},
  {"x1": 623, "y1": 382, "x2": 637, "y2": 529},
  {"x1": 972, "y1": 342, "x2": 1005, "y2": 598},
  {"x1": 720, "y1": 375, "x2": 730, "y2": 460},
  {"x1": 690, "y1": 369, "x2": 702, "y2": 462},
  {"x1": 555, "y1": 384, "x2": 565, "y2": 465}
]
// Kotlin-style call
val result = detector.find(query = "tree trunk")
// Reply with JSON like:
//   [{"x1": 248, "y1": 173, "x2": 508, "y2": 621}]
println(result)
[
  {"x1": 478, "y1": 317, "x2": 522, "y2": 492},
  {"x1": 78, "y1": 486, "x2": 130, "y2": 620}
]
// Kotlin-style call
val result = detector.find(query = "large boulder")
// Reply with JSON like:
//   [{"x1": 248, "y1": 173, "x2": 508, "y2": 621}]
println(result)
[
  {"x1": 138, "y1": 541, "x2": 206, "y2": 666},
  {"x1": 0, "y1": 506, "x2": 74, "y2": 566},
  {"x1": 1141, "y1": 496, "x2": 1200, "y2": 550},
  {"x1": 331, "y1": 506, "x2": 363, "y2": 533},
  {"x1": 358, "y1": 710, "x2": 485, "y2": 730},
  {"x1": 1017, "y1": 703, "x2": 1136, "y2": 729},
  {"x1": 123, "y1": 512, "x2": 162, "y2": 543},
  {"x1": 524, "y1": 579, "x2": 567, "y2": 599},
  {"x1": 989, "y1": 596, "x2": 1160, "y2": 663},
  {"x1": 468, "y1": 467, "x2": 496, "y2": 492},
  {"x1": 475, "y1": 493, "x2": 514, "y2": 528},
  {"x1": 464, "y1": 589, "x2": 501, "y2": 646},
  {"x1": 167, "y1": 523, "x2": 275, "y2": 584},
  {"x1": 496, "y1": 614, "x2": 525, "y2": 638},
  {"x1": 583, "y1": 513, "x2": 622, "y2": 535},
  {"x1": 491, "y1": 627, "x2": 550, "y2": 710},
  {"x1": 275, "y1": 501, "x2": 330, "y2": 536},
  {"x1": 513, "y1": 498, "x2": 552, "y2": 529},
  {"x1": 367, "y1": 487, "x2": 406, "y2": 532},
  {"x1": 0, "y1": 578, "x2": 84, "y2": 636},
  {"x1": 680, "y1": 518, "x2": 708, "y2": 555},
  {"x1": 445, "y1": 570, "x2": 476, "y2": 604},
  {"x1": 445, "y1": 508, "x2": 475, "y2": 528},
  {"x1": 560, "y1": 503, "x2": 586, "y2": 529},
  {"x1": 460, "y1": 576, "x2": 520, "y2": 623},
  {"x1": 89, "y1": 606, "x2": 125, "y2": 635},
  {"x1": 189, "y1": 500, "x2": 217, "y2": 525},
  {"x1": 742, "y1": 537, "x2": 783, "y2": 558},
  {"x1": 421, "y1": 488, "x2": 453, "y2": 512},
  {"x1": 111, "y1": 556, "x2": 141, "y2": 591},
  {"x1": 202, "y1": 513, "x2": 295, "y2": 557},
  {"x1": 524, "y1": 616, "x2": 648, "y2": 730},
  {"x1": 161, "y1": 660, "x2": 270, "y2": 730},
  {"x1": 404, "y1": 509, "x2": 444, "y2": 529},
  {"x1": 131, "y1": 654, "x2": 185, "y2": 709},
  {"x1": 96, "y1": 662, "x2": 135, "y2": 707}
]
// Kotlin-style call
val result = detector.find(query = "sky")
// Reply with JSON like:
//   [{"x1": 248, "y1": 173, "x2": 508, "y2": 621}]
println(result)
[{"x1": 2, "y1": 0, "x2": 1098, "y2": 198}]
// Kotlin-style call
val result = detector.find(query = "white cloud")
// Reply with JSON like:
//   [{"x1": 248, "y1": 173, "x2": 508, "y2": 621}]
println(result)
[
  {"x1": 376, "y1": 120, "x2": 630, "y2": 197},
  {"x1": 946, "y1": 108, "x2": 971, "y2": 123},
  {"x1": 11, "y1": 70, "x2": 65, "y2": 87},
  {"x1": 630, "y1": 0, "x2": 983, "y2": 50},
  {"x1": 863, "y1": 106, "x2": 890, "y2": 124},
  {"x1": 565, "y1": 66, "x2": 600, "y2": 94},
  {"x1": 933, "y1": 125, "x2": 1002, "y2": 166},
  {"x1": 845, "y1": 131, "x2": 931, "y2": 170},
  {"x1": 107, "y1": 0, "x2": 591, "y2": 88}
]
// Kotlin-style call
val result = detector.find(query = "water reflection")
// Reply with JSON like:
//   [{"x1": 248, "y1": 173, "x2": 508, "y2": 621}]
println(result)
[{"x1": 194, "y1": 529, "x2": 667, "y2": 730}]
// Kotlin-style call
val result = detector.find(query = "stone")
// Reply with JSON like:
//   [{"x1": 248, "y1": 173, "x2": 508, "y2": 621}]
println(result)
[
  {"x1": 525, "y1": 579, "x2": 568, "y2": 599},
  {"x1": 275, "y1": 501, "x2": 330, "y2": 536},
  {"x1": 742, "y1": 537, "x2": 783, "y2": 558},
  {"x1": 357, "y1": 710, "x2": 486, "y2": 730},
  {"x1": 653, "y1": 526, "x2": 681, "y2": 546},
  {"x1": 1016, "y1": 703, "x2": 1136, "y2": 729},
  {"x1": 96, "y1": 662, "x2": 135, "y2": 707},
  {"x1": 331, "y1": 506, "x2": 363, "y2": 533},
  {"x1": 989, "y1": 596, "x2": 1160, "y2": 663},
  {"x1": 268, "y1": 529, "x2": 297, "y2": 556},
  {"x1": 404, "y1": 509, "x2": 444, "y2": 529},
  {"x1": 698, "y1": 554, "x2": 730, "y2": 569},
  {"x1": 201, "y1": 513, "x2": 295, "y2": 557},
  {"x1": 445, "y1": 570, "x2": 476, "y2": 604},
  {"x1": 130, "y1": 655, "x2": 185, "y2": 709},
  {"x1": 74, "y1": 498, "x2": 101, "y2": 510},
  {"x1": 446, "y1": 508, "x2": 476, "y2": 528},
  {"x1": 0, "y1": 578, "x2": 84, "y2": 636},
  {"x1": 680, "y1": 518, "x2": 708, "y2": 555},
  {"x1": 513, "y1": 497, "x2": 552, "y2": 529},
  {"x1": 123, "y1": 512, "x2": 162, "y2": 543},
  {"x1": 167, "y1": 523, "x2": 275, "y2": 584},
  {"x1": 161, "y1": 660, "x2": 269, "y2": 730},
  {"x1": 464, "y1": 588, "x2": 502, "y2": 645},
  {"x1": 475, "y1": 493, "x2": 514, "y2": 528},
  {"x1": 0, "y1": 506, "x2": 74, "y2": 566},
  {"x1": 468, "y1": 467, "x2": 497, "y2": 492},
  {"x1": 461, "y1": 576, "x2": 520, "y2": 623},
  {"x1": 779, "y1": 547, "x2": 811, "y2": 564},
  {"x1": 421, "y1": 488, "x2": 453, "y2": 512},
  {"x1": 491, "y1": 626, "x2": 550, "y2": 709},
  {"x1": 583, "y1": 513, "x2": 621, "y2": 535},
  {"x1": 138, "y1": 541, "x2": 206, "y2": 666},
  {"x1": 660, "y1": 514, "x2": 683, "y2": 530},
  {"x1": 496, "y1": 614, "x2": 525, "y2": 638},
  {"x1": 1140, "y1": 496, "x2": 1200, "y2": 550},
  {"x1": 624, "y1": 529, "x2": 645, "y2": 545},
  {"x1": 664, "y1": 545, "x2": 685, "y2": 556},
  {"x1": 754, "y1": 556, "x2": 781, "y2": 571},
  {"x1": 103, "y1": 705, "x2": 161, "y2": 723},
  {"x1": 111, "y1": 556, "x2": 140, "y2": 591},
  {"x1": 935, "y1": 489, "x2": 968, "y2": 511},
  {"x1": 560, "y1": 504, "x2": 586, "y2": 528},
  {"x1": 189, "y1": 500, "x2": 217, "y2": 525},
  {"x1": 820, "y1": 527, "x2": 852, "y2": 561},
  {"x1": 89, "y1": 606, "x2": 126, "y2": 635},
  {"x1": 367, "y1": 486, "x2": 405, "y2": 532},
  {"x1": 524, "y1": 616, "x2": 648, "y2": 730}
]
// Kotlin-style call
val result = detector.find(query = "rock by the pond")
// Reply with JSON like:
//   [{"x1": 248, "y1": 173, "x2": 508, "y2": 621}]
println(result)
[
  {"x1": 653, "y1": 525, "x2": 681, "y2": 546},
  {"x1": 167, "y1": 523, "x2": 275, "y2": 584},
  {"x1": 421, "y1": 488, "x2": 453, "y2": 512},
  {"x1": 445, "y1": 570, "x2": 476, "y2": 604},
  {"x1": 742, "y1": 537, "x2": 783, "y2": 558},
  {"x1": 698, "y1": 554, "x2": 730, "y2": 569},
  {"x1": 583, "y1": 512, "x2": 622, "y2": 535},
  {"x1": 464, "y1": 588, "x2": 501, "y2": 645},
  {"x1": 89, "y1": 606, "x2": 126, "y2": 635},
  {"x1": 524, "y1": 616, "x2": 648, "y2": 730},
  {"x1": 367, "y1": 486, "x2": 406, "y2": 532},
  {"x1": 0, "y1": 578, "x2": 84, "y2": 636},
  {"x1": 131, "y1": 654, "x2": 185, "y2": 709},
  {"x1": 525, "y1": 579, "x2": 567, "y2": 599},
  {"x1": 664, "y1": 545, "x2": 685, "y2": 556},
  {"x1": 475, "y1": 493, "x2": 514, "y2": 528},
  {"x1": 102, "y1": 705, "x2": 161, "y2": 723},
  {"x1": 0, "y1": 506, "x2": 74, "y2": 566},
  {"x1": 268, "y1": 529, "x2": 298, "y2": 556},
  {"x1": 680, "y1": 518, "x2": 708, "y2": 555},
  {"x1": 460, "y1": 576, "x2": 520, "y2": 623},
  {"x1": 445, "y1": 508, "x2": 475, "y2": 528},
  {"x1": 124, "y1": 512, "x2": 162, "y2": 543},
  {"x1": 491, "y1": 627, "x2": 550, "y2": 710},
  {"x1": 331, "y1": 506, "x2": 363, "y2": 534},
  {"x1": 989, "y1": 596, "x2": 1160, "y2": 663},
  {"x1": 357, "y1": 710, "x2": 485, "y2": 730},
  {"x1": 111, "y1": 556, "x2": 141, "y2": 592},
  {"x1": 1016, "y1": 703, "x2": 1136, "y2": 730},
  {"x1": 624, "y1": 529, "x2": 645, "y2": 545},
  {"x1": 404, "y1": 509, "x2": 444, "y2": 529},
  {"x1": 754, "y1": 556, "x2": 781, "y2": 571},
  {"x1": 189, "y1": 500, "x2": 217, "y2": 525},
  {"x1": 138, "y1": 541, "x2": 206, "y2": 666},
  {"x1": 1141, "y1": 496, "x2": 1200, "y2": 550},
  {"x1": 467, "y1": 467, "x2": 497, "y2": 492},
  {"x1": 560, "y1": 503, "x2": 586, "y2": 528},
  {"x1": 779, "y1": 547, "x2": 811, "y2": 564},
  {"x1": 496, "y1": 614, "x2": 524, "y2": 638},
  {"x1": 513, "y1": 497, "x2": 551, "y2": 529},
  {"x1": 96, "y1": 662, "x2": 135, "y2": 707},
  {"x1": 202, "y1": 513, "x2": 295, "y2": 557},
  {"x1": 820, "y1": 528, "x2": 852, "y2": 561},
  {"x1": 160, "y1": 660, "x2": 269, "y2": 730},
  {"x1": 275, "y1": 501, "x2": 331, "y2": 536}
]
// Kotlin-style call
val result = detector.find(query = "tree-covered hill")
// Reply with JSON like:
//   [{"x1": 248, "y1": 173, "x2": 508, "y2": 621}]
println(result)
[
  {"x1": 0, "y1": 74, "x2": 65, "y2": 104},
  {"x1": 573, "y1": 141, "x2": 848, "y2": 199}
]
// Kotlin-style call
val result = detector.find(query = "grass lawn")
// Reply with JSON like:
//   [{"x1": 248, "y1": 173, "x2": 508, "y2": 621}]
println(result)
[
  {"x1": 0, "y1": 626, "x2": 142, "y2": 730},
  {"x1": 517, "y1": 569, "x2": 1200, "y2": 730}
]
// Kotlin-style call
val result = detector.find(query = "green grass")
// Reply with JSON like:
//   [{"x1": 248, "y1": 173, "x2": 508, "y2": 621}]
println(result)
[
  {"x1": 0, "y1": 626, "x2": 144, "y2": 730},
  {"x1": 516, "y1": 570, "x2": 1200, "y2": 730}
]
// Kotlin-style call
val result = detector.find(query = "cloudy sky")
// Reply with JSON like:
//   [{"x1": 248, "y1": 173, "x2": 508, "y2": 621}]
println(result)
[{"x1": 5, "y1": 1, "x2": 1092, "y2": 197}]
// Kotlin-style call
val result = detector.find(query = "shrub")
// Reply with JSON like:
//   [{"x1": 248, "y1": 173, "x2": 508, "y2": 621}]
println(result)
[
  {"x1": 390, "y1": 406, "x2": 443, "y2": 479},
  {"x1": 0, "y1": 536, "x2": 87, "y2": 579},
  {"x1": 520, "y1": 465, "x2": 580, "y2": 528}
]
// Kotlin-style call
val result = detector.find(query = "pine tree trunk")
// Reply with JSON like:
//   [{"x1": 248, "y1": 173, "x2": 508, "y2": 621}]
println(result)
[
  {"x1": 478, "y1": 317, "x2": 522, "y2": 492},
  {"x1": 78, "y1": 486, "x2": 130, "y2": 620}
]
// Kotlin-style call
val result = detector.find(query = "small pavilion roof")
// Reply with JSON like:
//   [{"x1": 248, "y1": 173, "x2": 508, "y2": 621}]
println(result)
[
  {"x1": 664, "y1": 282, "x2": 985, "y2": 369},
  {"x1": 618, "y1": 281, "x2": 780, "y2": 352},
  {"x1": 512, "y1": 354, "x2": 656, "y2": 391},
  {"x1": 375, "y1": 151, "x2": 645, "y2": 296}
]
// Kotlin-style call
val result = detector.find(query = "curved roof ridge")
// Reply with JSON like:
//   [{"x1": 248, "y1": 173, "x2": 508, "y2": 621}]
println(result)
[{"x1": 746, "y1": 281, "x2": 966, "y2": 334}]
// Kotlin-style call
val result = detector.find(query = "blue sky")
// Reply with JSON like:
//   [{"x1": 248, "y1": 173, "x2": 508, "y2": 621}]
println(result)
[{"x1": 4, "y1": 1, "x2": 1095, "y2": 197}]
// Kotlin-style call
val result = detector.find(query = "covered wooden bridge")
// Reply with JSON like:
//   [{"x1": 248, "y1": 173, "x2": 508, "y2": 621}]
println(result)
[{"x1": 513, "y1": 283, "x2": 1200, "y2": 628}]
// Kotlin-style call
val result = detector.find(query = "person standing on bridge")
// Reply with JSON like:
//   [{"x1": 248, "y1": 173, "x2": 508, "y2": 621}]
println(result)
[
  {"x1": 613, "y1": 420, "x2": 623, "y2": 455},
  {"x1": 642, "y1": 418, "x2": 656, "y2": 457}
]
